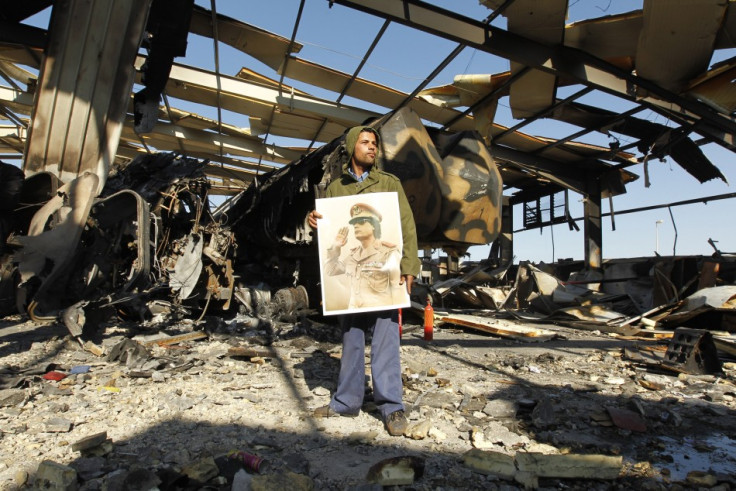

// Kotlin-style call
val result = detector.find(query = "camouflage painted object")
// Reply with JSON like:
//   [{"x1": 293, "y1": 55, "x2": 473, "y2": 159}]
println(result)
[
  {"x1": 378, "y1": 107, "x2": 502, "y2": 251},
  {"x1": 431, "y1": 130, "x2": 502, "y2": 245},
  {"x1": 377, "y1": 108, "x2": 443, "y2": 238}
]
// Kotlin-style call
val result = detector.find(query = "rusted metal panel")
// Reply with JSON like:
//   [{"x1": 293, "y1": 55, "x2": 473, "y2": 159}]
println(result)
[{"x1": 23, "y1": 0, "x2": 151, "y2": 193}]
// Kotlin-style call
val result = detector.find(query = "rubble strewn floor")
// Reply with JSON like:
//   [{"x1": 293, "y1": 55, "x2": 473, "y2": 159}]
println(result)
[{"x1": 1, "y1": 314, "x2": 735, "y2": 490}]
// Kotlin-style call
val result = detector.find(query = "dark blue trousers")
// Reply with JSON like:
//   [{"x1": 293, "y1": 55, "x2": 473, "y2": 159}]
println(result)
[{"x1": 329, "y1": 310, "x2": 404, "y2": 419}]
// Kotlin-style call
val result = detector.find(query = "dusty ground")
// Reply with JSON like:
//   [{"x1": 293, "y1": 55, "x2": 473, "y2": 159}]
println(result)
[{"x1": 0, "y1": 310, "x2": 735, "y2": 490}]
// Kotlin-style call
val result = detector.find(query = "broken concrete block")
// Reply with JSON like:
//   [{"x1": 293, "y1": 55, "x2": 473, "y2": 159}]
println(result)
[
  {"x1": 44, "y1": 417, "x2": 73, "y2": 433},
  {"x1": 181, "y1": 456, "x2": 219, "y2": 483},
  {"x1": 428, "y1": 426, "x2": 447, "y2": 441},
  {"x1": 482, "y1": 399, "x2": 517, "y2": 419},
  {"x1": 470, "y1": 427, "x2": 494, "y2": 449},
  {"x1": 366, "y1": 456, "x2": 425, "y2": 486},
  {"x1": 463, "y1": 449, "x2": 516, "y2": 479},
  {"x1": 606, "y1": 406, "x2": 647, "y2": 432},
  {"x1": 120, "y1": 468, "x2": 161, "y2": 491},
  {"x1": 231, "y1": 469, "x2": 253, "y2": 491},
  {"x1": 69, "y1": 456, "x2": 106, "y2": 480},
  {"x1": 405, "y1": 419, "x2": 431, "y2": 440},
  {"x1": 80, "y1": 439, "x2": 113, "y2": 457},
  {"x1": 531, "y1": 398, "x2": 556, "y2": 428},
  {"x1": 251, "y1": 471, "x2": 314, "y2": 491},
  {"x1": 686, "y1": 470, "x2": 718, "y2": 487},
  {"x1": 0, "y1": 388, "x2": 26, "y2": 407},
  {"x1": 83, "y1": 341, "x2": 104, "y2": 357},
  {"x1": 515, "y1": 452, "x2": 622, "y2": 479},
  {"x1": 34, "y1": 460, "x2": 78, "y2": 491},
  {"x1": 71, "y1": 432, "x2": 108, "y2": 452}
]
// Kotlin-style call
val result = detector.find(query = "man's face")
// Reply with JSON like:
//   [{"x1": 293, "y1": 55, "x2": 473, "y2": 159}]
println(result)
[
  {"x1": 352, "y1": 131, "x2": 377, "y2": 168},
  {"x1": 352, "y1": 218, "x2": 375, "y2": 241}
]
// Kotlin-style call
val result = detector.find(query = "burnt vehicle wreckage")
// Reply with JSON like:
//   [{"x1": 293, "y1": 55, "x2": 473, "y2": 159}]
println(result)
[
  {"x1": 1, "y1": 2, "x2": 736, "y2": 396},
  {"x1": 1, "y1": 105, "x2": 504, "y2": 336}
]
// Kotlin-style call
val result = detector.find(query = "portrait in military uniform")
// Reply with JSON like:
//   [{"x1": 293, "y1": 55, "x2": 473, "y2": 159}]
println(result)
[{"x1": 316, "y1": 192, "x2": 410, "y2": 315}]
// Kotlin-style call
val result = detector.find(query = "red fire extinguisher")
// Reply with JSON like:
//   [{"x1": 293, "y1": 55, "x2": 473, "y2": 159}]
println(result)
[{"x1": 423, "y1": 298, "x2": 434, "y2": 341}]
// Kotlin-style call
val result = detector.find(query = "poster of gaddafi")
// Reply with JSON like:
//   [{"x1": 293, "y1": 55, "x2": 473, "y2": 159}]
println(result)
[{"x1": 316, "y1": 192, "x2": 410, "y2": 315}]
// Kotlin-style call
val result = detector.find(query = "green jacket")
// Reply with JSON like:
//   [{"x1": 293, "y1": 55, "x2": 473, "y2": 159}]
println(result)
[{"x1": 326, "y1": 163, "x2": 421, "y2": 278}]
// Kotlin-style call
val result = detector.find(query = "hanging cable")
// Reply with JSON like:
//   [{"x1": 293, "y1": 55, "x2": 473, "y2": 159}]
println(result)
[{"x1": 668, "y1": 206, "x2": 677, "y2": 256}]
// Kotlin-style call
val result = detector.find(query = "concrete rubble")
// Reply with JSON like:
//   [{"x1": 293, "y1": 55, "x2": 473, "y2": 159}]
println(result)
[{"x1": 1, "y1": 298, "x2": 735, "y2": 490}]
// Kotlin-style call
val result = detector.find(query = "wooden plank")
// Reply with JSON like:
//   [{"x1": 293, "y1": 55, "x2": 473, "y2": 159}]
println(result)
[
  {"x1": 439, "y1": 313, "x2": 556, "y2": 341},
  {"x1": 713, "y1": 336, "x2": 736, "y2": 357}
]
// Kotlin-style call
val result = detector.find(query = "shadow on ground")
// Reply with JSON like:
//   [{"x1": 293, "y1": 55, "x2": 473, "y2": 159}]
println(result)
[{"x1": 2, "y1": 315, "x2": 736, "y2": 489}]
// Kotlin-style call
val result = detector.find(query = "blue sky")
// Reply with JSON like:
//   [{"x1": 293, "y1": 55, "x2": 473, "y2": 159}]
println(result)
[{"x1": 22, "y1": 1, "x2": 736, "y2": 263}]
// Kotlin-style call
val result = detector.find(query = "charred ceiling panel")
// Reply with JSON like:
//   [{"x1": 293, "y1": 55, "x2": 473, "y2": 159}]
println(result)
[
  {"x1": 552, "y1": 101, "x2": 727, "y2": 184},
  {"x1": 134, "y1": 0, "x2": 195, "y2": 133},
  {"x1": 635, "y1": 0, "x2": 727, "y2": 92},
  {"x1": 564, "y1": 11, "x2": 641, "y2": 68},
  {"x1": 145, "y1": 59, "x2": 376, "y2": 141},
  {"x1": 506, "y1": 0, "x2": 567, "y2": 119},
  {"x1": 686, "y1": 58, "x2": 736, "y2": 115},
  {"x1": 188, "y1": 5, "x2": 303, "y2": 72},
  {"x1": 23, "y1": 0, "x2": 151, "y2": 193}
]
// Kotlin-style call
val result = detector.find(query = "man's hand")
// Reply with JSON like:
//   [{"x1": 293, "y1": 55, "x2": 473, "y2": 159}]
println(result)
[
  {"x1": 399, "y1": 274, "x2": 414, "y2": 294},
  {"x1": 333, "y1": 226, "x2": 349, "y2": 248},
  {"x1": 308, "y1": 210, "x2": 322, "y2": 229}
]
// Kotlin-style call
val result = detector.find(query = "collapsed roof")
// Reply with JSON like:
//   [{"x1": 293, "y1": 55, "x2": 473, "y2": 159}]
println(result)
[{"x1": 0, "y1": 0, "x2": 734, "y2": 257}]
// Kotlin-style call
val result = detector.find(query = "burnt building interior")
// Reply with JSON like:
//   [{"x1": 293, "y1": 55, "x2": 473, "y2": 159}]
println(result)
[
  {"x1": 1, "y1": 1, "x2": 736, "y2": 488},
  {"x1": 1, "y1": 0, "x2": 735, "y2": 341}
]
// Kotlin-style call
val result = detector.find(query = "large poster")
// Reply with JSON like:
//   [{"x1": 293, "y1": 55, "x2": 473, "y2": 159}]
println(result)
[{"x1": 316, "y1": 192, "x2": 410, "y2": 315}]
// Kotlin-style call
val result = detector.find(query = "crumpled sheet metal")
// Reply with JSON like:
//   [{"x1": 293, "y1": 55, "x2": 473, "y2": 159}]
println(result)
[
  {"x1": 15, "y1": 172, "x2": 99, "y2": 318},
  {"x1": 679, "y1": 285, "x2": 736, "y2": 311},
  {"x1": 170, "y1": 233, "x2": 204, "y2": 300}
]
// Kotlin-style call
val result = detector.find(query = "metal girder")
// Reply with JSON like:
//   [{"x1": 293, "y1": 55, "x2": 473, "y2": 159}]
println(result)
[
  {"x1": 329, "y1": 0, "x2": 736, "y2": 144},
  {"x1": 552, "y1": 101, "x2": 727, "y2": 184},
  {"x1": 188, "y1": 5, "x2": 303, "y2": 72},
  {"x1": 490, "y1": 145, "x2": 586, "y2": 195},
  {"x1": 142, "y1": 57, "x2": 379, "y2": 137},
  {"x1": 122, "y1": 120, "x2": 301, "y2": 164}
]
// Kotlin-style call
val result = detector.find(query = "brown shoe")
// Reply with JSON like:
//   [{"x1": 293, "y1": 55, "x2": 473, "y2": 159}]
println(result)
[
  {"x1": 313, "y1": 405, "x2": 358, "y2": 418},
  {"x1": 384, "y1": 410, "x2": 408, "y2": 436}
]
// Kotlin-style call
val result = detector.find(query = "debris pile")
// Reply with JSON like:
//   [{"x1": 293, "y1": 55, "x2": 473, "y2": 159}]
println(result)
[
  {"x1": 0, "y1": 153, "x2": 315, "y2": 341},
  {"x1": 1, "y1": 312, "x2": 735, "y2": 490}
]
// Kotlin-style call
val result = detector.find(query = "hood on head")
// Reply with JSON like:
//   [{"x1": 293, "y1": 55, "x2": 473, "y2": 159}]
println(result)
[{"x1": 344, "y1": 125, "x2": 380, "y2": 163}]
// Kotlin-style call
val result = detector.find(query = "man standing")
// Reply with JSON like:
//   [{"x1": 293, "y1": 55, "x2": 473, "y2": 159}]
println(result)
[
  {"x1": 308, "y1": 125, "x2": 420, "y2": 436},
  {"x1": 324, "y1": 202, "x2": 405, "y2": 310}
]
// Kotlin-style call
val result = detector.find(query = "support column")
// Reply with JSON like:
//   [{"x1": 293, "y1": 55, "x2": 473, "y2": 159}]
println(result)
[
  {"x1": 583, "y1": 177, "x2": 602, "y2": 270},
  {"x1": 500, "y1": 197, "x2": 513, "y2": 266},
  {"x1": 488, "y1": 196, "x2": 513, "y2": 267}
]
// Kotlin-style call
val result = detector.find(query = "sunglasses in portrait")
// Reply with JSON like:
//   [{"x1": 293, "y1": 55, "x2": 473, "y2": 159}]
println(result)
[{"x1": 352, "y1": 218, "x2": 373, "y2": 225}]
